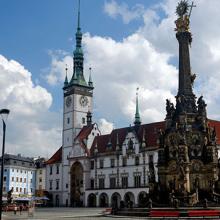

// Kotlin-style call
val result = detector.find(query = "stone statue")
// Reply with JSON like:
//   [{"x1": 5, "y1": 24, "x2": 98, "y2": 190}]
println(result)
[
  {"x1": 197, "y1": 96, "x2": 207, "y2": 115},
  {"x1": 166, "y1": 99, "x2": 175, "y2": 117},
  {"x1": 191, "y1": 73, "x2": 196, "y2": 86},
  {"x1": 179, "y1": 159, "x2": 186, "y2": 181}
]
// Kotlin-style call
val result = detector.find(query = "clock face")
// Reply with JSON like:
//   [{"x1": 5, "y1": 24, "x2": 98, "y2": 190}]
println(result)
[
  {"x1": 66, "y1": 96, "x2": 72, "y2": 107},
  {"x1": 80, "y1": 96, "x2": 88, "y2": 107}
]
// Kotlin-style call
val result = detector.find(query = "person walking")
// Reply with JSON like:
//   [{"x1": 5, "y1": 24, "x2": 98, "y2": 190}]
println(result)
[
  {"x1": 19, "y1": 204, "x2": 23, "y2": 215},
  {"x1": 14, "y1": 205, "x2": 17, "y2": 215}
]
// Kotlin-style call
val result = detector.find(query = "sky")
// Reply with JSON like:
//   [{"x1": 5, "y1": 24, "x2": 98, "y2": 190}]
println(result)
[{"x1": 1, "y1": 0, "x2": 220, "y2": 158}]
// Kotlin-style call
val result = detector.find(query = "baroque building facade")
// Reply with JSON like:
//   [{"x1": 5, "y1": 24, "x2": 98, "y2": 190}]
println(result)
[{"x1": 46, "y1": 1, "x2": 220, "y2": 207}]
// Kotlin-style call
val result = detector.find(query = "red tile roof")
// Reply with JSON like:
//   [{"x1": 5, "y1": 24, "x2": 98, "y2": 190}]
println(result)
[
  {"x1": 45, "y1": 147, "x2": 62, "y2": 165},
  {"x1": 75, "y1": 124, "x2": 94, "y2": 141},
  {"x1": 208, "y1": 119, "x2": 220, "y2": 145},
  {"x1": 90, "y1": 119, "x2": 220, "y2": 155},
  {"x1": 90, "y1": 121, "x2": 165, "y2": 155}
]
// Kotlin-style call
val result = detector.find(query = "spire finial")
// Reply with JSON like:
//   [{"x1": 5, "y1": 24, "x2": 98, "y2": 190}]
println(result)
[
  {"x1": 77, "y1": 0, "x2": 81, "y2": 30},
  {"x1": 88, "y1": 67, "x2": 93, "y2": 88},
  {"x1": 134, "y1": 87, "x2": 141, "y2": 126}
]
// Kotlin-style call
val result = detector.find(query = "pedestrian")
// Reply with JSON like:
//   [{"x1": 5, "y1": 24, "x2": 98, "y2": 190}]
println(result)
[
  {"x1": 19, "y1": 204, "x2": 23, "y2": 215},
  {"x1": 14, "y1": 205, "x2": 17, "y2": 215}
]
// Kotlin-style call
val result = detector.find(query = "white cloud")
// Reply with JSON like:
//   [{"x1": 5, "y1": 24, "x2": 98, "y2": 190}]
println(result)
[
  {"x1": 104, "y1": 0, "x2": 145, "y2": 24},
  {"x1": 45, "y1": 50, "x2": 73, "y2": 86},
  {"x1": 45, "y1": 0, "x2": 220, "y2": 136},
  {"x1": 98, "y1": 118, "x2": 114, "y2": 135},
  {"x1": 47, "y1": 32, "x2": 177, "y2": 126},
  {"x1": 0, "y1": 55, "x2": 62, "y2": 157}
]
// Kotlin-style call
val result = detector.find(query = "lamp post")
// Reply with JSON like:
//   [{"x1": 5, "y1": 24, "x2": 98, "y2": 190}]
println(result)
[{"x1": 0, "y1": 109, "x2": 10, "y2": 220}]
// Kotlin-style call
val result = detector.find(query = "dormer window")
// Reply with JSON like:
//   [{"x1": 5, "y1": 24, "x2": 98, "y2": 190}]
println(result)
[
  {"x1": 127, "y1": 138, "x2": 134, "y2": 154},
  {"x1": 106, "y1": 139, "x2": 112, "y2": 150}
]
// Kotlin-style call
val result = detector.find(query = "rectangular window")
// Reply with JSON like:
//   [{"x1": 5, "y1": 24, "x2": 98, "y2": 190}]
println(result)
[
  {"x1": 134, "y1": 175, "x2": 141, "y2": 187},
  {"x1": 122, "y1": 157, "x2": 127, "y2": 167},
  {"x1": 4, "y1": 169, "x2": 7, "y2": 172},
  {"x1": 50, "y1": 166, "x2": 53, "y2": 175},
  {"x1": 67, "y1": 117, "x2": 70, "y2": 124},
  {"x1": 20, "y1": 188, "x2": 22, "y2": 193},
  {"x1": 90, "y1": 179, "x2": 94, "y2": 189},
  {"x1": 90, "y1": 160, "x2": 94, "y2": 170},
  {"x1": 49, "y1": 180, "x2": 52, "y2": 190},
  {"x1": 100, "y1": 159, "x2": 104, "y2": 169},
  {"x1": 31, "y1": 188, "x2": 33, "y2": 193},
  {"x1": 12, "y1": 177, "x2": 14, "y2": 182},
  {"x1": 110, "y1": 159, "x2": 115, "y2": 168},
  {"x1": 3, "y1": 176, "x2": 6, "y2": 182},
  {"x1": 30, "y1": 179, "x2": 32, "y2": 183},
  {"x1": 24, "y1": 178, "x2": 26, "y2": 183},
  {"x1": 16, "y1": 187, "x2": 18, "y2": 192},
  {"x1": 99, "y1": 178, "x2": 105, "y2": 189},
  {"x1": 39, "y1": 177, "x2": 42, "y2": 183},
  {"x1": 135, "y1": 156, "x2": 140, "y2": 166},
  {"x1": 20, "y1": 178, "x2": 22, "y2": 182},
  {"x1": 149, "y1": 155, "x2": 154, "y2": 163},
  {"x1": 3, "y1": 187, "x2": 6, "y2": 192},
  {"x1": 56, "y1": 180, "x2": 59, "y2": 190},
  {"x1": 82, "y1": 117, "x2": 85, "y2": 124},
  {"x1": 66, "y1": 183, "x2": 68, "y2": 189},
  {"x1": 110, "y1": 177, "x2": 116, "y2": 188},
  {"x1": 24, "y1": 188, "x2": 26, "y2": 194},
  {"x1": 56, "y1": 165, "x2": 59, "y2": 174},
  {"x1": 39, "y1": 169, "x2": 42, "y2": 175},
  {"x1": 16, "y1": 177, "x2": 19, "y2": 182},
  {"x1": 122, "y1": 177, "x2": 128, "y2": 188}
]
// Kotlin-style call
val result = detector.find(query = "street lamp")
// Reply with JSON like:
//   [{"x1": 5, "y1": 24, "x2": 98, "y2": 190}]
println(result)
[{"x1": 0, "y1": 109, "x2": 10, "y2": 220}]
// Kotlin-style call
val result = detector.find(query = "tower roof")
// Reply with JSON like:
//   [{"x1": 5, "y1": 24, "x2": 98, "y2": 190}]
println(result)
[{"x1": 65, "y1": 0, "x2": 93, "y2": 89}]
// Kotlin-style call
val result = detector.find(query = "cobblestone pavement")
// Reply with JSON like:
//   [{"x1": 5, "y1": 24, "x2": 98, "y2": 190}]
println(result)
[{"x1": 2, "y1": 207, "x2": 144, "y2": 220}]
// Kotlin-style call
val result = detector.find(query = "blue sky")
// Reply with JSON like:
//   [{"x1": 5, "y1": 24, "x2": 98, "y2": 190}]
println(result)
[
  {"x1": 1, "y1": 0, "x2": 220, "y2": 157},
  {"x1": 0, "y1": 0, "x2": 161, "y2": 114}
]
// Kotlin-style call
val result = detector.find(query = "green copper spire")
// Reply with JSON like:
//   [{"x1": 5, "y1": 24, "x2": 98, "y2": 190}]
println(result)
[
  {"x1": 70, "y1": 0, "x2": 88, "y2": 87},
  {"x1": 134, "y1": 87, "x2": 141, "y2": 126}
]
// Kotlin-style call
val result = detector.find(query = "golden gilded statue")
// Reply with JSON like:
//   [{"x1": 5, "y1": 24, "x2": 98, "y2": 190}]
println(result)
[
  {"x1": 175, "y1": 15, "x2": 190, "y2": 32},
  {"x1": 175, "y1": 1, "x2": 196, "y2": 33}
]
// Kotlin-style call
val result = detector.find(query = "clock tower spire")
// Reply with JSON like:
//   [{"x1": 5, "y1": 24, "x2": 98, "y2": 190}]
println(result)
[{"x1": 62, "y1": 0, "x2": 95, "y2": 205}]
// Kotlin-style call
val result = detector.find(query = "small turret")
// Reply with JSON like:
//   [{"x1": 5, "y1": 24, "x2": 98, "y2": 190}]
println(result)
[
  {"x1": 116, "y1": 132, "x2": 120, "y2": 151},
  {"x1": 88, "y1": 67, "x2": 94, "y2": 88},
  {"x1": 63, "y1": 65, "x2": 69, "y2": 89},
  {"x1": 141, "y1": 128, "x2": 146, "y2": 148}
]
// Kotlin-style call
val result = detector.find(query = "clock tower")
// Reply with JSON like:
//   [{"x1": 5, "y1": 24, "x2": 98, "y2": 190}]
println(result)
[{"x1": 61, "y1": 0, "x2": 94, "y2": 205}]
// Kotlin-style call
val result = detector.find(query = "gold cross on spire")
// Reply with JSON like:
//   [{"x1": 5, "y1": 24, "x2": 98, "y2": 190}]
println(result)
[{"x1": 188, "y1": 1, "x2": 196, "y2": 17}]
